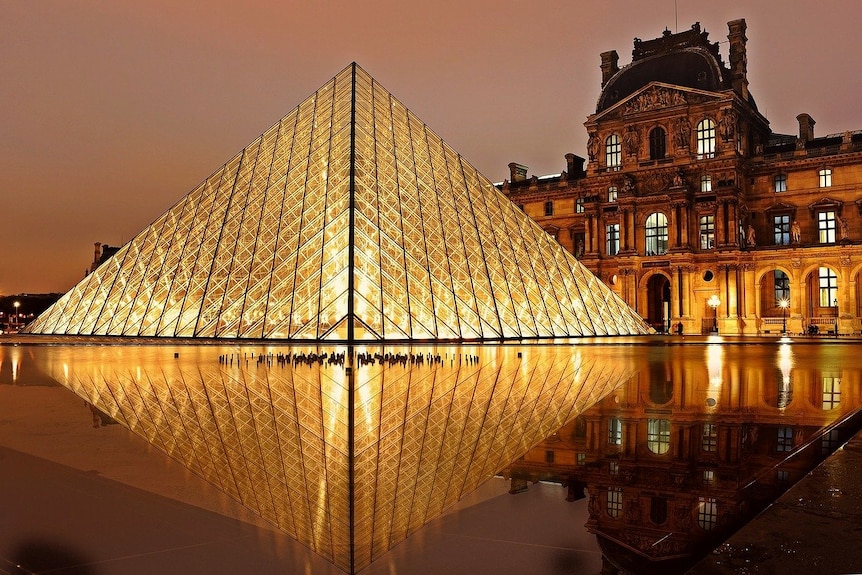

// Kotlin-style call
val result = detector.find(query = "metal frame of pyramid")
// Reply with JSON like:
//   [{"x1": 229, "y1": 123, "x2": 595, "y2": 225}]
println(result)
[{"x1": 26, "y1": 63, "x2": 650, "y2": 341}]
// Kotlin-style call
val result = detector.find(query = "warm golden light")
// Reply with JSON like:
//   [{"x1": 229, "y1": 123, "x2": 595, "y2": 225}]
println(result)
[{"x1": 24, "y1": 64, "x2": 650, "y2": 342}]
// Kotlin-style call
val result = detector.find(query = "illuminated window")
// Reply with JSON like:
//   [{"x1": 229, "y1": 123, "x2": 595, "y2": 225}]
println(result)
[
  {"x1": 577, "y1": 453, "x2": 586, "y2": 466},
  {"x1": 575, "y1": 197, "x2": 584, "y2": 213},
  {"x1": 701, "y1": 174, "x2": 712, "y2": 192},
  {"x1": 818, "y1": 211, "x2": 836, "y2": 243},
  {"x1": 609, "y1": 461, "x2": 619, "y2": 475},
  {"x1": 607, "y1": 488, "x2": 623, "y2": 518},
  {"x1": 647, "y1": 418, "x2": 671, "y2": 454},
  {"x1": 607, "y1": 186, "x2": 618, "y2": 202},
  {"x1": 818, "y1": 267, "x2": 837, "y2": 307},
  {"x1": 608, "y1": 417, "x2": 622, "y2": 445},
  {"x1": 774, "y1": 173, "x2": 787, "y2": 192},
  {"x1": 703, "y1": 470, "x2": 715, "y2": 485},
  {"x1": 606, "y1": 134, "x2": 622, "y2": 169},
  {"x1": 819, "y1": 168, "x2": 832, "y2": 188},
  {"x1": 777, "y1": 426, "x2": 793, "y2": 452},
  {"x1": 544, "y1": 201, "x2": 554, "y2": 216},
  {"x1": 822, "y1": 377, "x2": 841, "y2": 410},
  {"x1": 699, "y1": 215, "x2": 715, "y2": 249},
  {"x1": 645, "y1": 213, "x2": 668, "y2": 255},
  {"x1": 773, "y1": 270, "x2": 789, "y2": 303},
  {"x1": 696, "y1": 119, "x2": 716, "y2": 158},
  {"x1": 774, "y1": 214, "x2": 791, "y2": 245},
  {"x1": 698, "y1": 497, "x2": 718, "y2": 530},
  {"x1": 702, "y1": 423, "x2": 718, "y2": 452},
  {"x1": 606, "y1": 224, "x2": 620, "y2": 256},
  {"x1": 649, "y1": 127, "x2": 667, "y2": 160}
]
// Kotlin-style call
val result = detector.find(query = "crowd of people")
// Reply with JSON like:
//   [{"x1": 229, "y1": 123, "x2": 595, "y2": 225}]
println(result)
[{"x1": 217, "y1": 350, "x2": 482, "y2": 369}]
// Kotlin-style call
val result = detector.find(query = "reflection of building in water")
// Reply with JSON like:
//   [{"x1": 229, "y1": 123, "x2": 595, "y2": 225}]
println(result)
[{"x1": 503, "y1": 344, "x2": 862, "y2": 574}]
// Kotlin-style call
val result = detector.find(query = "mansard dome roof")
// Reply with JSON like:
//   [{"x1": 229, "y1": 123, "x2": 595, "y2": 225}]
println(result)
[{"x1": 597, "y1": 23, "x2": 731, "y2": 112}]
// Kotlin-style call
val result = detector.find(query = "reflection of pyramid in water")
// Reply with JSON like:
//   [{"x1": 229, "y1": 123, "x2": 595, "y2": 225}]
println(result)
[
  {"x1": 38, "y1": 344, "x2": 636, "y2": 574},
  {"x1": 27, "y1": 63, "x2": 649, "y2": 340}
]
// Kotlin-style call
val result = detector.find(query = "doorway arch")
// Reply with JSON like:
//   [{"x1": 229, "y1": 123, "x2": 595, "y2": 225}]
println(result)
[{"x1": 646, "y1": 274, "x2": 671, "y2": 333}]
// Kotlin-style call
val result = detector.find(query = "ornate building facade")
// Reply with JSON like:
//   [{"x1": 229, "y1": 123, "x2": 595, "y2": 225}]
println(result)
[
  {"x1": 503, "y1": 344, "x2": 862, "y2": 573},
  {"x1": 504, "y1": 20, "x2": 862, "y2": 335}
]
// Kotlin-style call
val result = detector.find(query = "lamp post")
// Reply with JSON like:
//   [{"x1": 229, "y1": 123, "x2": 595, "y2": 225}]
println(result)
[
  {"x1": 779, "y1": 298, "x2": 789, "y2": 334},
  {"x1": 13, "y1": 301, "x2": 20, "y2": 329},
  {"x1": 834, "y1": 298, "x2": 839, "y2": 336},
  {"x1": 707, "y1": 295, "x2": 720, "y2": 334}
]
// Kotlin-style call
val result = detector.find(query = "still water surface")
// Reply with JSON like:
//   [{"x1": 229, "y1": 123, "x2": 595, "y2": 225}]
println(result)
[{"x1": 0, "y1": 338, "x2": 858, "y2": 574}]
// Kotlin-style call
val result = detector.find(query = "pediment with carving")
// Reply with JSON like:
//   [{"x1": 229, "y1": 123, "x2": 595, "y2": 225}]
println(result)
[{"x1": 589, "y1": 82, "x2": 726, "y2": 123}]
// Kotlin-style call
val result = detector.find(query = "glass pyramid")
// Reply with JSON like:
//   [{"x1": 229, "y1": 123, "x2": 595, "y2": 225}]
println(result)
[
  {"x1": 34, "y1": 343, "x2": 638, "y2": 574},
  {"x1": 25, "y1": 63, "x2": 650, "y2": 341}
]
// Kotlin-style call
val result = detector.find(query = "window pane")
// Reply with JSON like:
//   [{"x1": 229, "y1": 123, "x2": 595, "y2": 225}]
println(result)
[
  {"x1": 774, "y1": 174, "x2": 787, "y2": 192},
  {"x1": 773, "y1": 214, "x2": 790, "y2": 245},
  {"x1": 700, "y1": 215, "x2": 715, "y2": 249},
  {"x1": 696, "y1": 119, "x2": 716, "y2": 158},
  {"x1": 606, "y1": 224, "x2": 619, "y2": 256},
  {"x1": 649, "y1": 127, "x2": 666, "y2": 160},
  {"x1": 606, "y1": 135, "x2": 622, "y2": 168},
  {"x1": 647, "y1": 418, "x2": 670, "y2": 454},
  {"x1": 645, "y1": 213, "x2": 668, "y2": 255},
  {"x1": 818, "y1": 211, "x2": 836, "y2": 243}
]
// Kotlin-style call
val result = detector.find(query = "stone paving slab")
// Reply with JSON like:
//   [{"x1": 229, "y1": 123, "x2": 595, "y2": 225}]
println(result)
[{"x1": 690, "y1": 432, "x2": 862, "y2": 575}]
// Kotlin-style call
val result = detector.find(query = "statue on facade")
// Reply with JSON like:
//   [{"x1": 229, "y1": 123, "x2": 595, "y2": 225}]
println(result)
[
  {"x1": 839, "y1": 216, "x2": 849, "y2": 240},
  {"x1": 672, "y1": 169, "x2": 685, "y2": 188},
  {"x1": 587, "y1": 132, "x2": 600, "y2": 162},
  {"x1": 746, "y1": 224, "x2": 756, "y2": 247},
  {"x1": 719, "y1": 109, "x2": 737, "y2": 141},
  {"x1": 791, "y1": 220, "x2": 801, "y2": 243},
  {"x1": 675, "y1": 117, "x2": 691, "y2": 148},
  {"x1": 623, "y1": 126, "x2": 640, "y2": 156}
]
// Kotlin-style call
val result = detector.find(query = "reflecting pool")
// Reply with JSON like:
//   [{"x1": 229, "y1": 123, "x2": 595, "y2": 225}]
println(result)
[{"x1": 1, "y1": 339, "x2": 859, "y2": 575}]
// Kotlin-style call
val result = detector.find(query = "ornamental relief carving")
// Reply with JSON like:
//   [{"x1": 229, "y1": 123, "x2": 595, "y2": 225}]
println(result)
[{"x1": 623, "y1": 87, "x2": 686, "y2": 115}]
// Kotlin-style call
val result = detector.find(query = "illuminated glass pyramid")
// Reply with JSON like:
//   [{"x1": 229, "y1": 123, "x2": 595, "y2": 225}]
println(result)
[
  {"x1": 26, "y1": 63, "x2": 649, "y2": 340},
  {"x1": 36, "y1": 343, "x2": 637, "y2": 574}
]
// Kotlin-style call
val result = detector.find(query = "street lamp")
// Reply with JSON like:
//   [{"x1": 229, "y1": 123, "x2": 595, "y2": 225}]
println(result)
[
  {"x1": 779, "y1": 298, "x2": 789, "y2": 334},
  {"x1": 707, "y1": 295, "x2": 720, "y2": 333},
  {"x1": 13, "y1": 301, "x2": 20, "y2": 329}
]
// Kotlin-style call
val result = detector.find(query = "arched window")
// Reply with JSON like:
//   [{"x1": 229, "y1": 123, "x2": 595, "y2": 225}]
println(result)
[
  {"x1": 647, "y1": 418, "x2": 670, "y2": 454},
  {"x1": 645, "y1": 212, "x2": 668, "y2": 255},
  {"x1": 696, "y1": 119, "x2": 716, "y2": 158},
  {"x1": 605, "y1": 134, "x2": 622, "y2": 169},
  {"x1": 774, "y1": 270, "x2": 790, "y2": 303},
  {"x1": 649, "y1": 127, "x2": 667, "y2": 160}
]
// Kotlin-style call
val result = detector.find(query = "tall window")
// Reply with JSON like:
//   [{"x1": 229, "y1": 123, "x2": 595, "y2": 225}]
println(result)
[
  {"x1": 818, "y1": 267, "x2": 837, "y2": 307},
  {"x1": 545, "y1": 450, "x2": 555, "y2": 464},
  {"x1": 703, "y1": 470, "x2": 715, "y2": 485},
  {"x1": 777, "y1": 426, "x2": 793, "y2": 452},
  {"x1": 544, "y1": 201, "x2": 554, "y2": 216},
  {"x1": 822, "y1": 377, "x2": 841, "y2": 410},
  {"x1": 607, "y1": 186, "x2": 618, "y2": 202},
  {"x1": 647, "y1": 419, "x2": 671, "y2": 454},
  {"x1": 649, "y1": 127, "x2": 667, "y2": 160},
  {"x1": 606, "y1": 134, "x2": 622, "y2": 169},
  {"x1": 696, "y1": 119, "x2": 716, "y2": 158},
  {"x1": 700, "y1": 174, "x2": 712, "y2": 192},
  {"x1": 606, "y1": 223, "x2": 620, "y2": 256},
  {"x1": 608, "y1": 417, "x2": 622, "y2": 445},
  {"x1": 774, "y1": 173, "x2": 787, "y2": 192},
  {"x1": 609, "y1": 461, "x2": 619, "y2": 475},
  {"x1": 575, "y1": 197, "x2": 584, "y2": 213},
  {"x1": 773, "y1": 214, "x2": 791, "y2": 245},
  {"x1": 700, "y1": 215, "x2": 715, "y2": 249},
  {"x1": 650, "y1": 498, "x2": 668, "y2": 525},
  {"x1": 645, "y1": 213, "x2": 668, "y2": 255},
  {"x1": 818, "y1": 211, "x2": 836, "y2": 243},
  {"x1": 698, "y1": 497, "x2": 718, "y2": 530},
  {"x1": 774, "y1": 270, "x2": 790, "y2": 303},
  {"x1": 702, "y1": 423, "x2": 718, "y2": 452},
  {"x1": 607, "y1": 488, "x2": 623, "y2": 518},
  {"x1": 819, "y1": 168, "x2": 832, "y2": 188}
]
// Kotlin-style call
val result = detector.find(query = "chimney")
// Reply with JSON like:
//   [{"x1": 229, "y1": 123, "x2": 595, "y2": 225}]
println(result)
[
  {"x1": 797, "y1": 113, "x2": 816, "y2": 144},
  {"x1": 600, "y1": 50, "x2": 619, "y2": 87},
  {"x1": 93, "y1": 242, "x2": 102, "y2": 265},
  {"x1": 727, "y1": 19, "x2": 748, "y2": 100},
  {"x1": 565, "y1": 153, "x2": 586, "y2": 179},
  {"x1": 508, "y1": 162, "x2": 529, "y2": 182}
]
